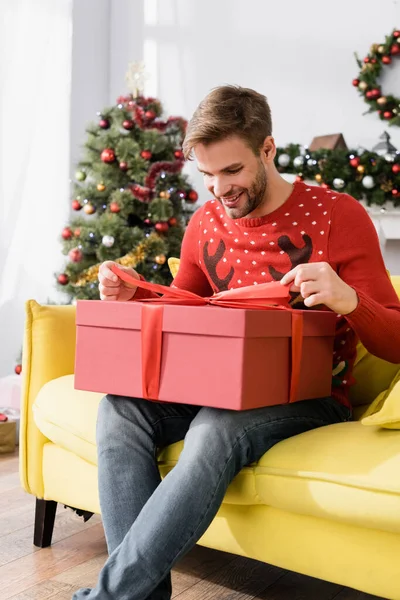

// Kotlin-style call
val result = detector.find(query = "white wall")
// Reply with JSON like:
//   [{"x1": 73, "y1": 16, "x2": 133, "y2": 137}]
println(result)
[{"x1": 101, "y1": 0, "x2": 400, "y2": 272}]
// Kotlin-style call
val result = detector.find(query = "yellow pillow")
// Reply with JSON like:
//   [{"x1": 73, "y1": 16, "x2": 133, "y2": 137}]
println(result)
[
  {"x1": 168, "y1": 257, "x2": 180, "y2": 279},
  {"x1": 361, "y1": 371, "x2": 400, "y2": 429}
]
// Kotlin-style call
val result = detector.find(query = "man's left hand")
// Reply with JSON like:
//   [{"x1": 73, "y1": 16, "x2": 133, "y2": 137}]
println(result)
[{"x1": 280, "y1": 262, "x2": 359, "y2": 315}]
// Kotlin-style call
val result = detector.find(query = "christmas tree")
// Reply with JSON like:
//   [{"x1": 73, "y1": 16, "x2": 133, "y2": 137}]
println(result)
[{"x1": 57, "y1": 63, "x2": 198, "y2": 301}]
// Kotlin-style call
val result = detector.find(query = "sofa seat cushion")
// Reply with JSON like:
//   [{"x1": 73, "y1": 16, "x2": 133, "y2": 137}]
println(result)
[
  {"x1": 34, "y1": 375, "x2": 400, "y2": 530},
  {"x1": 255, "y1": 421, "x2": 400, "y2": 534}
]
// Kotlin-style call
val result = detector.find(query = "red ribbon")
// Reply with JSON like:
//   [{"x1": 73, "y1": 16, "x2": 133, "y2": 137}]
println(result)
[{"x1": 111, "y1": 265, "x2": 304, "y2": 405}]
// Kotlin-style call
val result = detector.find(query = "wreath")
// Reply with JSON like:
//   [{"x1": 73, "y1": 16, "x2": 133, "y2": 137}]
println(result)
[{"x1": 353, "y1": 28, "x2": 400, "y2": 126}]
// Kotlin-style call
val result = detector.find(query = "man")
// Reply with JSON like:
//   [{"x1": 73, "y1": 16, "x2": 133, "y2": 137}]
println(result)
[{"x1": 73, "y1": 86, "x2": 400, "y2": 600}]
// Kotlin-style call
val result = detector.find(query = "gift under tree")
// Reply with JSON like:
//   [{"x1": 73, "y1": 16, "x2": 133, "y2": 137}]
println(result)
[{"x1": 57, "y1": 63, "x2": 198, "y2": 301}]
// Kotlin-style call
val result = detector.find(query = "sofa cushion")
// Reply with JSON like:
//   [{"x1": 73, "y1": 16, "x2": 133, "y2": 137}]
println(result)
[
  {"x1": 255, "y1": 421, "x2": 400, "y2": 534},
  {"x1": 34, "y1": 375, "x2": 400, "y2": 531}
]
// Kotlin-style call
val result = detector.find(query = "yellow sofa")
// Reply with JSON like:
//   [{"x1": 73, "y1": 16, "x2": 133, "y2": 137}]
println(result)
[{"x1": 20, "y1": 276, "x2": 400, "y2": 599}]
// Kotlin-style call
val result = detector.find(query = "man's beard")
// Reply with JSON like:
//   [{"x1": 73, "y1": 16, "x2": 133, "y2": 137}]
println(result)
[{"x1": 222, "y1": 163, "x2": 267, "y2": 219}]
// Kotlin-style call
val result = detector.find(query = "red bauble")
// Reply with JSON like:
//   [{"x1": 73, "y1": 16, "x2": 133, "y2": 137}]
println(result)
[
  {"x1": 383, "y1": 111, "x2": 393, "y2": 119},
  {"x1": 363, "y1": 57, "x2": 370, "y2": 63},
  {"x1": 122, "y1": 119, "x2": 134, "y2": 130},
  {"x1": 119, "y1": 161, "x2": 128, "y2": 171},
  {"x1": 392, "y1": 164, "x2": 400, "y2": 174},
  {"x1": 352, "y1": 78, "x2": 360, "y2": 87},
  {"x1": 187, "y1": 190, "x2": 198, "y2": 203},
  {"x1": 62, "y1": 227, "x2": 72, "y2": 240},
  {"x1": 155, "y1": 222, "x2": 169, "y2": 233},
  {"x1": 368, "y1": 88, "x2": 380, "y2": 99},
  {"x1": 366, "y1": 91, "x2": 373, "y2": 99},
  {"x1": 350, "y1": 157, "x2": 360, "y2": 168},
  {"x1": 101, "y1": 148, "x2": 116, "y2": 163},
  {"x1": 69, "y1": 248, "x2": 83, "y2": 263},
  {"x1": 145, "y1": 110, "x2": 156, "y2": 120},
  {"x1": 168, "y1": 217, "x2": 177, "y2": 226},
  {"x1": 174, "y1": 150, "x2": 184, "y2": 160},
  {"x1": 392, "y1": 189, "x2": 399, "y2": 196},
  {"x1": 391, "y1": 44, "x2": 400, "y2": 55},
  {"x1": 15, "y1": 364, "x2": 22, "y2": 375},
  {"x1": 394, "y1": 31, "x2": 400, "y2": 38},
  {"x1": 72, "y1": 199, "x2": 82, "y2": 211},
  {"x1": 141, "y1": 150, "x2": 152, "y2": 160},
  {"x1": 178, "y1": 190, "x2": 187, "y2": 199},
  {"x1": 99, "y1": 118, "x2": 110, "y2": 129},
  {"x1": 382, "y1": 56, "x2": 392, "y2": 64},
  {"x1": 58, "y1": 273, "x2": 69, "y2": 285},
  {"x1": 110, "y1": 202, "x2": 121, "y2": 213},
  {"x1": 74, "y1": 228, "x2": 81, "y2": 237},
  {"x1": 144, "y1": 218, "x2": 152, "y2": 225},
  {"x1": 371, "y1": 58, "x2": 377, "y2": 64}
]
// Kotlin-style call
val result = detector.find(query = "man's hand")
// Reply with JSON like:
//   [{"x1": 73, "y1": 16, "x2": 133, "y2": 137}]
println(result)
[
  {"x1": 98, "y1": 261, "x2": 140, "y2": 301},
  {"x1": 280, "y1": 262, "x2": 359, "y2": 315}
]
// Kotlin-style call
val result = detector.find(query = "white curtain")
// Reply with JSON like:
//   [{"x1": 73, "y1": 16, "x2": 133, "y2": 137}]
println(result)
[{"x1": 0, "y1": 0, "x2": 73, "y2": 377}]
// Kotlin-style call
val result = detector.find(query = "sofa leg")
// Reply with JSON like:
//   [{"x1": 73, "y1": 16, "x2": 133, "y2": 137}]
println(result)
[{"x1": 34, "y1": 498, "x2": 57, "y2": 547}]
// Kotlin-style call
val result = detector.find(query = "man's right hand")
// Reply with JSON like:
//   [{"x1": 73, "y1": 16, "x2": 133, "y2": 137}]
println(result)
[{"x1": 98, "y1": 261, "x2": 140, "y2": 301}]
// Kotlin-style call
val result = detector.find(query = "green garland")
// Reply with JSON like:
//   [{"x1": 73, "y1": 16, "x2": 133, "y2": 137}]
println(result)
[
  {"x1": 275, "y1": 144, "x2": 400, "y2": 207},
  {"x1": 353, "y1": 28, "x2": 400, "y2": 126}
]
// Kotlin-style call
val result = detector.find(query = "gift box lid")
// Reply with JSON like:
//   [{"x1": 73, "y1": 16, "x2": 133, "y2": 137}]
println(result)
[{"x1": 76, "y1": 300, "x2": 336, "y2": 339}]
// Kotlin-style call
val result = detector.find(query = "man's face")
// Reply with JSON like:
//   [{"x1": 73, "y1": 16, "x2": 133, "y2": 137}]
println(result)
[{"x1": 194, "y1": 136, "x2": 268, "y2": 219}]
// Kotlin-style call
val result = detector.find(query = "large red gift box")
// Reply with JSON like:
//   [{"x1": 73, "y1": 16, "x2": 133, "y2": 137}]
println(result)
[{"x1": 74, "y1": 268, "x2": 337, "y2": 411}]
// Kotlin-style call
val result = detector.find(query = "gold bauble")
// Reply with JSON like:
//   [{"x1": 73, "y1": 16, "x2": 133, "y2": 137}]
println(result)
[
  {"x1": 377, "y1": 96, "x2": 387, "y2": 106},
  {"x1": 84, "y1": 203, "x2": 96, "y2": 214},
  {"x1": 370, "y1": 43, "x2": 379, "y2": 53},
  {"x1": 358, "y1": 81, "x2": 368, "y2": 91},
  {"x1": 357, "y1": 165, "x2": 365, "y2": 174},
  {"x1": 155, "y1": 254, "x2": 167, "y2": 265},
  {"x1": 378, "y1": 45, "x2": 385, "y2": 53},
  {"x1": 315, "y1": 174, "x2": 322, "y2": 183},
  {"x1": 97, "y1": 183, "x2": 106, "y2": 192},
  {"x1": 159, "y1": 191, "x2": 170, "y2": 199}
]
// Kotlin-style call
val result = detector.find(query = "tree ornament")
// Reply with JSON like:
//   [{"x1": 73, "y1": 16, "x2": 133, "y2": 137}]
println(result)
[
  {"x1": 102, "y1": 235, "x2": 115, "y2": 248},
  {"x1": 392, "y1": 164, "x2": 400, "y2": 174},
  {"x1": 58, "y1": 273, "x2": 69, "y2": 285},
  {"x1": 97, "y1": 183, "x2": 106, "y2": 192},
  {"x1": 362, "y1": 175, "x2": 375, "y2": 189},
  {"x1": 62, "y1": 227, "x2": 72, "y2": 240},
  {"x1": 352, "y1": 78, "x2": 360, "y2": 87},
  {"x1": 293, "y1": 156, "x2": 304, "y2": 168},
  {"x1": 144, "y1": 218, "x2": 152, "y2": 225},
  {"x1": 392, "y1": 189, "x2": 399, "y2": 196},
  {"x1": 391, "y1": 44, "x2": 400, "y2": 55},
  {"x1": 350, "y1": 157, "x2": 360, "y2": 167},
  {"x1": 174, "y1": 149, "x2": 184, "y2": 160},
  {"x1": 72, "y1": 199, "x2": 82, "y2": 211},
  {"x1": 315, "y1": 174, "x2": 323, "y2": 183},
  {"x1": 84, "y1": 203, "x2": 96, "y2": 214},
  {"x1": 145, "y1": 110, "x2": 156, "y2": 120},
  {"x1": 141, "y1": 150, "x2": 152, "y2": 160},
  {"x1": 99, "y1": 118, "x2": 110, "y2": 129},
  {"x1": 75, "y1": 170, "x2": 86, "y2": 181},
  {"x1": 155, "y1": 254, "x2": 167, "y2": 265},
  {"x1": 358, "y1": 81, "x2": 368, "y2": 91},
  {"x1": 357, "y1": 165, "x2": 365, "y2": 173},
  {"x1": 155, "y1": 222, "x2": 169, "y2": 233},
  {"x1": 15, "y1": 364, "x2": 22, "y2": 375},
  {"x1": 69, "y1": 248, "x2": 83, "y2": 262},
  {"x1": 159, "y1": 191, "x2": 170, "y2": 199},
  {"x1": 384, "y1": 111, "x2": 393, "y2": 119},
  {"x1": 377, "y1": 96, "x2": 387, "y2": 106},
  {"x1": 187, "y1": 190, "x2": 198, "y2": 203},
  {"x1": 278, "y1": 153, "x2": 291, "y2": 167},
  {"x1": 110, "y1": 202, "x2": 121, "y2": 213},
  {"x1": 382, "y1": 56, "x2": 392, "y2": 64},
  {"x1": 168, "y1": 217, "x2": 177, "y2": 226},
  {"x1": 333, "y1": 178, "x2": 345, "y2": 189},
  {"x1": 119, "y1": 161, "x2": 128, "y2": 171},
  {"x1": 101, "y1": 148, "x2": 116, "y2": 163},
  {"x1": 122, "y1": 119, "x2": 134, "y2": 130}
]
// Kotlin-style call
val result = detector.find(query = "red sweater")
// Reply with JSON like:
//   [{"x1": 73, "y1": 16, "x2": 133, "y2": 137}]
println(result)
[{"x1": 138, "y1": 181, "x2": 400, "y2": 408}]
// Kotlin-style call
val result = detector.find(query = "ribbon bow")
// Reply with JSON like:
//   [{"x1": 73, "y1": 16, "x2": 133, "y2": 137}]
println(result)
[{"x1": 111, "y1": 265, "x2": 303, "y2": 404}]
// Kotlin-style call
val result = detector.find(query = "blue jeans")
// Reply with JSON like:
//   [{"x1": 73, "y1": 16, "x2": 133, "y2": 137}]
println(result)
[{"x1": 72, "y1": 395, "x2": 351, "y2": 600}]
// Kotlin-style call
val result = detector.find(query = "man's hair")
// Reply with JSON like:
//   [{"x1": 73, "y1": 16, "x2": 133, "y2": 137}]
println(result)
[{"x1": 182, "y1": 85, "x2": 272, "y2": 160}]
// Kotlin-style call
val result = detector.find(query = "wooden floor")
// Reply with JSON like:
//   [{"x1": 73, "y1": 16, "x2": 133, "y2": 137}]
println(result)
[{"x1": 0, "y1": 450, "x2": 383, "y2": 600}]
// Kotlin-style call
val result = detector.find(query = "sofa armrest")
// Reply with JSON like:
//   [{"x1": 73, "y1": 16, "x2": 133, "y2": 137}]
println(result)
[{"x1": 20, "y1": 300, "x2": 77, "y2": 497}]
